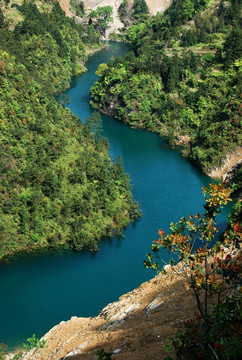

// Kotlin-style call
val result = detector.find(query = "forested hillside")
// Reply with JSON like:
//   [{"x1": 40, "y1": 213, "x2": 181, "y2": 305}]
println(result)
[
  {"x1": 91, "y1": 0, "x2": 242, "y2": 175},
  {"x1": 0, "y1": 0, "x2": 140, "y2": 260}
]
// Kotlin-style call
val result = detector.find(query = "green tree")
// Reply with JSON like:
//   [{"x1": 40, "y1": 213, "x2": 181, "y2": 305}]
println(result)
[
  {"x1": 132, "y1": 0, "x2": 149, "y2": 20},
  {"x1": 86, "y1": 111, "x2": 103, "y2": 141},
  {"x1": 87, "y1": 24, "x2": 100, "y2": 44},
  {"x1": 181, "y1": 0, "x2": 195, "y2": 22},
  {"x1": 70, "y1": 0, "x2": 85, "y2": 17},
  {"x1": 23, "y1": 334, "x2": 47, "y2": 350},
  {"x1": 0, "y1": 9, "x2": 4, "y2": 28},
  {"x1": 127, "y1": 22, "x2": 148, "y2": 47},
  {"x1": 0, "y1": 0, "x2": 140, "y2": 260},
  {"x1": 118, "y1": 0, "x2": 128, "y2": 24},
  {"x1": 223, "y1": 26, "x2": 242, "y2": 69},
  {"x1": 89, "y1": 6, "x2": 113, "y2": 32}
]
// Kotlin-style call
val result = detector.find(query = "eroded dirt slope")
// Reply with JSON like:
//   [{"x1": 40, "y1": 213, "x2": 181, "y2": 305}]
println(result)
[{"x1": 21, "y1": 266, "x2": 197, "y2": 360}]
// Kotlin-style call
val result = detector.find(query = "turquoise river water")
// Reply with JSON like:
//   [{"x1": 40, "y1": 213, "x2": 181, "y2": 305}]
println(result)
[{"x1": 0, "y1": 42, "x2": 232, "y2": 349}]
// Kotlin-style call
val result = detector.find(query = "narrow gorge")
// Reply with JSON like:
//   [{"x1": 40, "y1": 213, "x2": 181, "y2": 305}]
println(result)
[{"x1": 1, "y1": 1, "x2": 240, "y2": 359}]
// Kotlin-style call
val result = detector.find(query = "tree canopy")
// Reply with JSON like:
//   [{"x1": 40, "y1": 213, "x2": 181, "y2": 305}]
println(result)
[
  {"x1": 0, "y1": 0, "x2": 140, "y2": 260},
  {"x1": 91, "y1": 0, "x2": 242, "y2": 175},
  {"x1": 89, "y1": 6, "x2": 113, "y2": 30},
  {"x1": 145, "y1": 182, "x2": 241, "y2": 359}
]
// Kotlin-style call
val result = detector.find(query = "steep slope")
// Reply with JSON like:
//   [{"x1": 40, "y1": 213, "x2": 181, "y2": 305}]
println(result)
[
  {"x1": 146, "y1": 0, "x2": 172, "y2": 14},
  {"x1": 84, "y1": 0, "x2": 124, "y2": 35},
  {"x1": 21, "y1": 266, "x2": 197, "y2": 360},
  {"x1": 90, "y1": 0, "x2": 242, "y2": 175},
  {"x1": 78, "y1": 0, "x2": 172, "y2": 36},
  {"x1": 82, "y1": 0, "x2": 171, "y2": 15},
  {"x1": 0, "y1": 1, "x2": 140, "y2": 259},
  {"x1": 59, "y1": 0, "x2": 72, "y2": 16}
]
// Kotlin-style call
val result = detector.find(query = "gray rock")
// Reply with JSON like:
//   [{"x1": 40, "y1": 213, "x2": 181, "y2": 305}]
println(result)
[{"x1": 145, "y1": 294, "x2": 165, "y2": 315}]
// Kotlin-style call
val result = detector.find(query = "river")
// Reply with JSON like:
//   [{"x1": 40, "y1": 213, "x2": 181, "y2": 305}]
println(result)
[{"x1": 0, "y1": 42, "x2": 232, "y2": 350}]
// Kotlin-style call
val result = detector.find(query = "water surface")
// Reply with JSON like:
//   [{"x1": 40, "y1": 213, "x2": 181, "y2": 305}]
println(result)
[{"x1": 0, "y1": 42, "x2": 232, "y2": 349}]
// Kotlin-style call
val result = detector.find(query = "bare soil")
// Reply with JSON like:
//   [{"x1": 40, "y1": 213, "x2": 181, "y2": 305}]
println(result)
[{"x1": 21, "y1": 267, "x2": 198, "y2": 360}]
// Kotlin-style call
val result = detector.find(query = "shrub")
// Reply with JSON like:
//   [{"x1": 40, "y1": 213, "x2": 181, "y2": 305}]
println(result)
[{"x1": 145, "y1": 182, "x2": 241, "y2": 359}]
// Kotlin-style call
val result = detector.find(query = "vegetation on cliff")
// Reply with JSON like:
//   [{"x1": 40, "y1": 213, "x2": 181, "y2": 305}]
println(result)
[
  {"x1": 90, "y1": 0, "x2": 242, "y2": 175},
  {"x1": 145, "y1": 182, "x2": 242, "y2": 359},
  {"x1": 118, "y1": 0, "x2": 149, "y2": 27},
  {"x1": 70, "y1": 0, "x2": 85, "y2": 17},
  {"x1": 0, "y1": 0, "x2": 140, "y2": 260}
]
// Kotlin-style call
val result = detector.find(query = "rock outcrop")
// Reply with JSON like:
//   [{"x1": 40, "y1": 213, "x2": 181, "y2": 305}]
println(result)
[
  {"x1": 82, "y1": 0, "x2": 172, "y2": 17},
  {"x1": 59, "y1": 1, "x2": 172, "y2": 37},
  {"x1": 222, "y1": 159, "x2": 242, "y2": 184},
  {"x1": 208, "y1": 147, "x2": 242, "y2": 180},
  {"x1": 85, "y1": 0, "x2": 125, "y2": 37}
]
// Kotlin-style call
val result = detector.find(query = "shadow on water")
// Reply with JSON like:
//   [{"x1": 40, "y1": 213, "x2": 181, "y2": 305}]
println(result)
[{"x1": 80, "y1": 94, "x2": 91, "y2": 103}]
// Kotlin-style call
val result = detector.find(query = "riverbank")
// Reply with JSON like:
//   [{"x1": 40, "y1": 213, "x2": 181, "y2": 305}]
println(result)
[
  {"x1": 15, "y1": 265, "x2": 197, "y2": 360},
  {"x1": 91, "y1": 99, "x2": 241, "y2": 184},
  {"x1": 0, "y1": 38, "x2": 235, "y2": 354},
  {"x1": 16, "y1": 245, "x2": 241, "y2": 360},
  {"x1": 208, "y1": 147, "x2": 242, "y2": 179}
]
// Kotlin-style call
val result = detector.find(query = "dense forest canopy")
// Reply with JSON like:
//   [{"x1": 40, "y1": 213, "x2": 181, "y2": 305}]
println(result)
[
  {"x1": 0, "y1": 2, "x2": 241, "y2": 356},
  {"x1": 0, "y1": 0, "x2": 140, "y2": 260},
  {"x1": 91, "y1": 0, "x2": 242, "y2": 175},
  {"x1": 0, "y1": 0, "x2": 241, "y2": 260}
]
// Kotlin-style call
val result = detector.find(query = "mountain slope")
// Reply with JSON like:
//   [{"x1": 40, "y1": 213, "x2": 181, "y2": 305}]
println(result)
[
  {"x1": 21, "y1": 266, "x2": 197, "y2": 360},
  {"x1": 90, "y1": 0, "x2": 242, "y2": 175},
  {"x1": 0, "y1": 0, "x2": 140, "y2": 259},
  {"x1": 70, "y1": 0, "x2": 172, "y2": 36}
]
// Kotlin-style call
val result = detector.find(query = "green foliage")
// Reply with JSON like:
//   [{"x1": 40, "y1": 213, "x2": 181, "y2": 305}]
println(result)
[
  {"x1": 90, "y1": 0, "x2": 242, "y2": 175},
  {"x1": 12, "y1": 352, "x2": 23, "y2": 360},
  {"x1": 165, "y1": 291, "x2": 242, "y2": 359},
  {"x1": 86, "y1": 111, "x2": 103, "y2": 140},
  {"x1": 0, "y1": 0, "x2": 140, "y2": 260},
  {"x1": 127, "y1": 22, "x2": 148, "y2": 47},
  {"x1": 7, "y1": 1, "x2": 89, "y2": 92},
  {"x1": 223, "y1": 26, "x2": 242, "y2": 69},
  {"x1": 87, "y1": 24, "x2": 101, "y2": 44},
  {"x1": 165, "y1": 0, "x2": 213, "y2": 26},
  {"x1": 145, "y1": 183, "x2": 242, "y2": 359},
  {"x1": 91, "y1": 57, "x2": 164, "y2": 132},
  {"x1": 70, "y1": 0, "x2": 85, "y2": 17},
  {"x1": 89, "y1": 6, "x2": 113, "y2": 31},
  {"x1": 23, "y1": 334, "x2": 47, "y2": 350},
  {"x1": 0, "y1": 9, "x2": 4, "y2": 28},
  {"x1": 132, "y1": 0, "x2": 149, "y2": 20},
  {"x1": 96, "y1": 348, "x2": 112, "y2": 360},
  {"x1": 118, "y1": 0, "x2": 129, "y2": 25}
]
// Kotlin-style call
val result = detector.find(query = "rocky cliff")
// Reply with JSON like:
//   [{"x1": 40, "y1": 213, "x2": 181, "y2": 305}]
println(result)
[
  {"x1": 20, "y1": 265, "x2": 197, "y2": 360},
  {"x1": 208, "y1": 147, "x2": 242, "y2": 181},
  {"x1": 75, "y1": 0, "x2": 172, "y2": 16},
  {"x1": 59, "y1": 0, "x2": 172, "y2": 36},
  {"x1": 84, "y1": 0, "x2": 172, "y2": 36}
]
